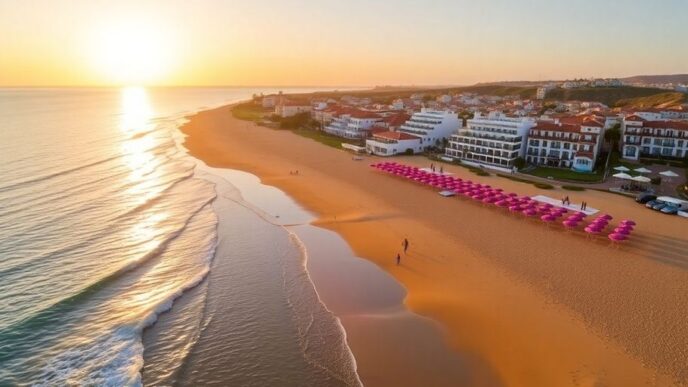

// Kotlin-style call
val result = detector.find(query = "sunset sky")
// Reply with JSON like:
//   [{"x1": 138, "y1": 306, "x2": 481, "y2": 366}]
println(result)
[{"x1": 1, "y1": 0, "x2": 686, "y2": 87}]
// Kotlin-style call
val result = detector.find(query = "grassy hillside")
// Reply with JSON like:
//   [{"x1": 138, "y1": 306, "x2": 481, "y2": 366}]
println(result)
[
  {"x1": 545, "y1": 86, "x2": 683, "y2": 107},
  {"x1": 620, "y1": 74, "x2": 688, "y2": 85},
  {"x1": 308, "y1": 84, "x2": 536, "y2": 103},
  {"x1": 615, "y1": 92, "x2": 686, "y2": 108}
]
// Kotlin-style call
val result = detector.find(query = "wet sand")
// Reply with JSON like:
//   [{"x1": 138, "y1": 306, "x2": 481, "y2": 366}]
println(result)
[{"x1": 181, "y1": 104, "x2": 688, "y2": 386}]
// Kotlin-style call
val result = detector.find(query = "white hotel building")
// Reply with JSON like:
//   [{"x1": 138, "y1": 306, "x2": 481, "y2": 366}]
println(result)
[
  {"x1": 525, "y1": 116, "x2": 605, "y2": 172},
  {"x1": 445, "y1": 111, "x2": 535, "y2": 171},
  {"x1": 365, "y1": 109, "x2": 460, "y2": 156},
  {"x1": 621, "y1": 116, "x2": 688, "y2": 160}
]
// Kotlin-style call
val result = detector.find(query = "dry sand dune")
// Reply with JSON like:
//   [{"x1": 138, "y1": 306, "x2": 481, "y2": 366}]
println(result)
[{"x1": 182, "y1": 105, "x2": 688, "y2": 386}]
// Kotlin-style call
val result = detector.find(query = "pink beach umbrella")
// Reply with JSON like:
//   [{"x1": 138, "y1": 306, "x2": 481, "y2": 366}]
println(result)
[
  {"x1": 613, "y1": 227, "x2": 632, "y2": 235},
  {"x1": 620, "y1": 220, "x2": 636, "y2": 226},
  {"x1": 523, "y1": 209, "x2": 538, "y2": 217},
  {"x1": 584, "y1": 226, "x2": 602, "y2": 236},
  {"x1": 608, "y1": 233, "x2": 628, "y2": 242},
  {"x1": 540, "y1": 214, "x2": 556, "y2": 224},
  {"x1": 563, "y1": 220, "x2": 579, "y2": 229}
]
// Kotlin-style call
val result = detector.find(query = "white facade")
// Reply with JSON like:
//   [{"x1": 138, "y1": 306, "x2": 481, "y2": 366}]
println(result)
[
  {"x1": 621, "y1": 119, "x2": 688, "y2": 160},
  {"x1": 391, "y1": 99, "x2": 405, "y2": 110},
  {"x1": 396, "y1": 108, "x2": 460, "y2": 150},
  {"x1": 536, "y1": 87, "x2": 547, "y2": 99},
  {"x1": 324, "y1": 111, "x2": 381, "y2": 139},
  {"x1": 262, "y1": 95, "x2": 278, "y2": 108},
  {"x1": 445, "y1": 111, "x2": 535, "y2": 169},
  {"x1": 365, "y1": 131, "x2": 422, "y2": 156},
  {"x1": 525, "y1": 118, "x2": 604, "y2": 172},
  {"x1": 275, "y1": 103, "x2": 311, "y2": 118}
]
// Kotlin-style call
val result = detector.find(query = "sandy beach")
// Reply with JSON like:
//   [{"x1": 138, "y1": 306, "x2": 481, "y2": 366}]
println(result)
[{"x1": 181, "y1": 104, "x2": 688, "y2": 386}]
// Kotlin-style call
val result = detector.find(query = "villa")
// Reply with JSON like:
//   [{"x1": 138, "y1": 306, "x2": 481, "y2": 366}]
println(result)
[
  {"x1": 445, "y1": 111, "x2": 535, "y2": 171},
  {"x1": 525, "y1": 116, "x2": 605, "y2": 172},
  {"x1": 621, "y1": 117, "x2": 688, "y2": 160},
  {"x1": 365, "y1": 109, "x2": 459, "y2": 156},
  {"x1": 323, "y1": 109, "x2": 382, "y2": 139},
  {"x1": 275, "y1": 101, "x2": 311, "y2": 118}
]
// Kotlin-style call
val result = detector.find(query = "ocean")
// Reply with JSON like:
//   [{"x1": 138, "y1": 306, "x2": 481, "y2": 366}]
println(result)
[{"x1": 0, "y1": 87, "x2": 360, "y2": 386}]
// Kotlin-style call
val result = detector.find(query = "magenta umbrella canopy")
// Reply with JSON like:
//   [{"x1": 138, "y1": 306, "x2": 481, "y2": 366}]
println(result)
[
  {"x1": 621, "y1": 220, "x2": 636, "y2": 226},
  {"x1": 600, "y1": 214, "x2": 613, "y2": 220},
  {"x1": 540, "y1": 214, "x2": 556, "y2": 222},
  {"x1": 523, "y1": 209, "x2": 537, "y2": 216},
  {"x1": 563, "y1": 220, "x2": 579, "y2": 228},
  {"x1": 496, "y1": 200, "x2": 509, "y2": 207},
  {"x1": 584, "y1": 226, "x2": 601, "y2": 234},
  {"x1": 608, "y1": 233, "x2": 627, "y2": 241},
  {"x1": 613, "y1": 227, "x2": 631, "y2": 234}
]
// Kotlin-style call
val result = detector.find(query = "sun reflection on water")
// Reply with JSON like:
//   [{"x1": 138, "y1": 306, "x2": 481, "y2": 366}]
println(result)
[{"x1": 119, "y1": 87, "x2": 160, "y2": 199}]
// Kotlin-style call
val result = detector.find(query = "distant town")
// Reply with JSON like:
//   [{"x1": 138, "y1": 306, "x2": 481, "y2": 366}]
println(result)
[{"x1": 245, "y1": 76, "x2": 688, "y2": 200}]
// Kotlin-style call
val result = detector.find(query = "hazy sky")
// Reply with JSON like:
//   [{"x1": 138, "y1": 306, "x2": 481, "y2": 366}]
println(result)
[{"x1": 1, "y1": 0, "x2": 686, "y2": 86}]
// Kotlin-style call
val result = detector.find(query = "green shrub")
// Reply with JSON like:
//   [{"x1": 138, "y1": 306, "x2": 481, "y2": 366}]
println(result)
[
  {"x1": 404, "y1": 148, "x2": 414, "y2": 155},
  {"x1": 562, "y1": 185, "x2": 585, "y2": 191},
  {"x1": 534, "y1": 182, "x2": 554, "y2": 189},
  {"x1": 475, "y1": 171, "x2": 490, "y2": 176},
  {"x1": 650, "y1": 176, "x2": 662, "y2": 185},
  {"x1": 278, "y1": 112, "x2": 311, "y2": 129}
]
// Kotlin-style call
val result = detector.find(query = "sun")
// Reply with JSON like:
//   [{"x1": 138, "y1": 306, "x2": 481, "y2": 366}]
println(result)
[{"x1": 90, "y1": 19, "x2": 176, "y2": 85}]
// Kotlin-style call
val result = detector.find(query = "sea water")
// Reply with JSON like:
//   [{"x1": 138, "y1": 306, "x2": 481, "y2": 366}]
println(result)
[{"x1": 0, "y1": 87, "x2": 359, "y2": 386}]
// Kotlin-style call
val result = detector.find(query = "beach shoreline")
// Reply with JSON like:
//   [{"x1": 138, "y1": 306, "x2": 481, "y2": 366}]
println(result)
[{"x1": 181, "y1": 103, "x2": 688, "y2": 386}]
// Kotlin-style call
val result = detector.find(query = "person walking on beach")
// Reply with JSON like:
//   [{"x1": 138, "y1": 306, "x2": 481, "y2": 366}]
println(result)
[
  {"x1": 440, "y1": 166, "x2": 443, "y2": 174},
  {"x1": 402, "y1": 238, "x2": 409, "y2": 254},
  {"x1": 396, "y1": 253, "x2": 401, "y2": 265},
  {"x1": 565, "y1": 196, "x2": 569, "y2": 205}
]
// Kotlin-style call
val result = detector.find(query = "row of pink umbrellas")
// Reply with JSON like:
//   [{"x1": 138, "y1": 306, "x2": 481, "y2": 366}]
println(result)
[
  {"x1": 371, "y1": 162, "x2": 637, "y2": 244},
  {"x1": 371, "y1": 161, "x2": 587, "y2": 221}
]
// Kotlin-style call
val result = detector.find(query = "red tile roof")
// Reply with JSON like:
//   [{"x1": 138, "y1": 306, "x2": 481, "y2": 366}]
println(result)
[
  {"x1": 384, "y1": 113, "x2": 411, "y2": 127},
  {"x1": 624, "y1": 115, "x2": 646, "y2": 121},
  {"x1": 643, "y1": 121, "x2": 688, "y2": 130},
  {"x1": 533, "y1": 121, "x2": 580, "y2": 133}
]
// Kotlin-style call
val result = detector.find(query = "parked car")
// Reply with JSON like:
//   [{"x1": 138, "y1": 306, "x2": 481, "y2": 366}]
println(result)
[
  {"x1": 652, "y1": 202, "x2": 668, "y2": 211},
  {"x1": 645, "y1": 200, "x2": 659, "y2": 208},
  {"x1": 661, "y1": 205, "x2": 679, "y2": 215},
  {"x1": 636, "y1": 193, "x2": 657, "y2": 204}
]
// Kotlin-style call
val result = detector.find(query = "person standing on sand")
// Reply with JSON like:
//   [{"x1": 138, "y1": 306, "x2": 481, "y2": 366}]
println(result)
[
  {"x1": 403, "y1": 238, "x2": 409, "y2": 254},
  {"x1": 396, "y1": 253, "x2": 401, "y2": 265},
  {"x1": 440, "y1": 166, "x2": 443, "y2": 174}
]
